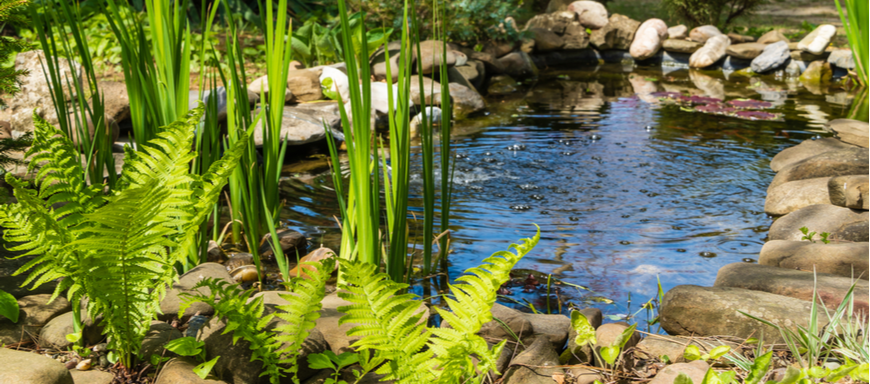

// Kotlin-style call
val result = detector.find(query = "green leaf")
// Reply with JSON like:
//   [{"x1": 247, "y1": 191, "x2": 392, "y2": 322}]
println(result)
[
  {"x1": 778, "y1": 366, "x2": 802, "y2": 384},
  {"x1": 701, "y1": 368, "x2": 721, "y2": 384},
  {"x1": 825, "y1": 364, "x2": 857, "y2": 382},
  {"x1": 706, "y1": 345, "x2": 731, "y2": 361},
  {"x1": 850, "y1": 363, "x2": 868, "y2": 382},
  {"x1": 718, "y1": 371, "x2": 737, "y2": 384},
  {"x1": 615, "y1": 323, "x2": 637, "y2": 349},
  {"x1": 163, "y1": 337, "x2": 204, "y2": 357},
  {"x1": 65, "y1": 332, "x2": 82, "y2": 343},
  {"x1": 333, "y1": 352, "x2": 359, "y2": 369},
  {"x1": 307, "y1": 353, "x2": 335, "y2": 370},
  {"x1": 674, "y1": 372, "x2": 695, "y2": 384},
  {"x1": 193, "y1": 356, "x2": 219, "y2": 379},
  {"x1": 600, "y1": 345, "x2": 620, "y2": 365},
  {"x1": 746, "y1": 351, "x2": 773, "y2": 384},
  {"x1": 684, "y1": 345, "x2": 702, "y2": 361},
  {"x1": 806, "y1": 366, "x2": 827, "y2": 379},
  {"x1": 0, "y1": 290, "x2": 18, "y2": 323},
  {"x1": 570, "y1": 310, "x2": 596, "y2": 347}
]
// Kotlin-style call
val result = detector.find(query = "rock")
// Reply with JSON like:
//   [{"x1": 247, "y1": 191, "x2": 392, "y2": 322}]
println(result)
[
  {"x1": 768, "y1": 204, "x2": 868, "y2": 242},
  {"x1": 649, "y1": 361, "x2": 710, "y2": 384},
  {"x1": 258, "y1": 228, "x2": 307, "y2": 259},
  {"x1": 797, "y1": 24, "x2": 836, "y2": 55},
  {"x1": 99, "y1": 81, "x2": 131, "y2": 123},
  {"x1": 189, "y1": 87, "x2": 258, "y2": 121},
  {"x1": 635, "y1": 335, "x2": 691, "y2": 362},
  {"x1": 496, "y1": 51, "x2": 539, "y2": 79},
  {"x1": 566, "y1": 1, "x2": 608, "y2": 29},
  {"x1": 564, "y1": 368, "x2": 602, "y2": 384},
  {"x1": 370, "y1": 41, "x2": 403, "y2": 83},
  {"x1": 447, "y1": 83, "x2": 486, "y2": 119},
  {"x1": 525, "y1": 11, "x2": 577, "y2": 35},
  {"x1": 562, "y1": 21, "x2": 590, "y2": 50},
  {"x1": 827, "y1": 49, "x2": 855, "y2": 70},
  {"x1": 482, "y1": 40, "x2": 517, "y2": 58},
  {"x1": 473, "y1": 303, "x2": 533, "y2": 343},
  {"x1": 630, "y1": 19, "x2": 668, "y2": 60},
  {"x1": 727, "y1": 32, "x2": 756, "y2": 44},
  {"x1": 529, "y1": 28, "x2": 564, "y2": 52},
  {"x1": 0, "y1": 294, "x2": 71, "y2": 345},
  {"x1": 562, "y1": 308, "x2": 602, "y2": 365},
  {"x1": 757, "y1": 30, "x2": 789, "y2": 44},
  {"x1": 799, "y1": 60, "x2": 833, "y2": 85},
  {"x1": 206, "y1": 240, "x2": 226, "y2": 264},
  {"x1": 286, "y1": 69, "x2": 324, "y2": 102},
  {"x1": 252, "y1": 103, "x2": 342, "y2": 147},
  {"x1": 759, "y1": 240, "x2": 869, "y2": 279},
  {"x1": 593, "y1": 322, "x2": 639, "y2": 366},
  {"x1": 662, "y1": 39, "x2": 702, "y2": 53},
  {"x1": 159, "y1": 263, "x2": 234, "y2": 321},
  {"x1": 501, "y1": 337, "x2": 562, "y2": 384},
  {"x1": 225, "y1": 253, "x2": 254, "y2": 271},
  {"x1": 488, "y1": 75, "x2": 519, "y2": 95},
  {"x1": 765, "y1": 177, "x2": 832, "y2": 216},
  {"x1": 826, "y1": 119, "x2": 869, "y2": 148},
  {"x1": 70, "y1": 370, "x2": 115, "y2": 384},
  {"x1": 660, "y1": 285, "x2": 828, "y2": 343},
  {"x1": 667, "y1": 25, "x2": 688, "y2": 40},
  {"x1": 688, "y1": 25, "x2": 723, "y2": 43},
  {"x1": 417, "y1": 40, "x2": 458, "y2": 75},
  {"x1": 726, "y1": 43, "x2": 766, "y2": 59},
  {"x1": 0, "y1": 348, "x2": 74, "y2": 384},
  {"x1": 39, "y1": 311, "x2": 103, "y2": 350},
  {"x1": 526, "y1": 312, "x2": 571, "y2": 349},
  {"x1": 453, "y1": 62, "x2": 485, "y2": 90},
  {"x1": 750, "y1": 41, "x2": 791, "y2": 73},
  {"x1": 545, "y1": 0, "x2": 574, "y2": 13},
  {"x1": 316, "y1": 292, "x2": 428, "y2": 354},
  {"x1": 589, "y1": 14, "x2": 640, "y2": 50},
  {"x1": 832, "y1": 219, "x2": 869, "y2": 242},
  {"x1": 689, "y1": 35, "x2": 730, "y2": 68},
  {"x1": 248, "y1": 75, "x2": 292, "y2": 102},
  {"x1": 155, "y1": 357, "x2": 229, "y2": 384},
  {"x1": 769, "y1": 137, "x2": 857, "y2": 172},
  {"x1": 141, "y1": 321, "x2": 183, "y2": 359},
  {"x1": 828, "y1": 175, "x2": 868, "y2": 210},
  {"x1": 768, "y1": 147, "x2": 868, "y2": 191},
  {"x1": 520, "y1": 37, "x2": 536, "y2": 53},
  {"x1": 715, "y1": 263, "x2": 869, "y2": 313},
  {"x1": 791, "y1": 50, "x2": 830, "y2": 62}
]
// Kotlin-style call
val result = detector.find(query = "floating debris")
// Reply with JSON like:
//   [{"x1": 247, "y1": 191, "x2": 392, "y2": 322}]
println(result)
[{"x1": 507, "y1": 144, "x2": 526, "y2": 151}]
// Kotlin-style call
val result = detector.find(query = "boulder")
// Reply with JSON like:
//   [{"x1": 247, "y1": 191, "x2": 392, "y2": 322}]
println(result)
[
  {"x1": 667, "y1": 25, "x2": 688, "y2": 40},
  {"x1": 769, "y1": 137, "x2": 856, "y2": 172},
  {"x1": 649, "y1": 361, "x2": 710, "y2": 384},
  {"x1": 768, "y1": 204, "x2": 868, "y2": 242},
  {"x1": 827, "y1": 49, "x2": 855, "y2": 70},
  {"x1": 797, "y1": 24, "x2": 836, "y2": 55},
  {"x1": 828, "y1": 175, "x2": 868, "y2": 210},
  {"x1": 660, "y1": 285, "x2": 827, "y2": 343},
  {"x1": 206, "y1": 240, "x2": 226, "y2": 264},
  {"x1": 566, "y1": 1, "x2": 609, "y2": 29},
  {"x1": 714, "y1": 263, "x2": 868, "y2": 312},
  {"x1": 562, "y1": 21, "x2": 591, "y2": 49},
  {"x1": 155, "y1": 357, "x2": 229, "y2": 384},
  {"x1": 482, "y1": 40, "x2": 517, "y2": 58},
  {"x1": 799, "y1": 60, "x2": 832, "y2": 85},
  {"x1": 726, "y1": 43, "x2": 766, "y2": 59},
  {"x1": 501, "y1": 337, "x2": 562, "y2": 384},
  {"x1": 252, "y1": 103, "x2": 342, "y2": 147},
  {"x1": 141, "y1": 321, "x2": 183, "y2": 359},
  {"x1": 529, "y1": 28, "x2": 565, "y2": 52},
  {"x1": 525, "y1": 11, "x2": 577, "y2": 35},
  {"x1": 589, "y1": 14, "x2": 640, "y2": 50},
  {"x1": 0, "y1": 348, "x2": 74, "y2": 384},
  {"x1": 248, "y1": 75, "x2": 292, "y2": 102},
  {"x1": 768, "y1": 147, "x2": 868, "y2": 191},
  {"x1": 0, "y1": 294, "x2": 71, "y2": 345},
  {"x1": 70, "y1": 370, "x2": 115, "y2": 384},
  {"x1": 99, "y1": 81, "x2": 131, "y2": 123},
  {"x1": 564, "y1": 368, "x2": 602, "y2": 384},
  {"x1": 826, "y1": 119, "x2": 868, "y2": 148},
  {"x1": 689, "y1": 35, "x2": 730, "y2": 68},
  {"x1": 629, "y1": 19, "x2": 668, "y2": 60},
  {"x1": 496, "y1": 51, "x2": 539, "y2": 79},
  {"x1": 750, "y1": 41, "x2": 791, "y2": 73},
  {"x1": 417, "y1": 40, "x2": 459, "y2": 75},
  {"x1": 688, "y1": 25, "x2": 723, "y2": 43},
  {"x1": 759, "y1": 240, "x2": 869, "y2": 279},
  {"x1": 159, "y1": 263, "x2": 234, "y2": 322},
  {"x1": 39, "y1": 311, "x2": 103, "y2": 350},
  {"x1": 286, "y1": 70, "x2": 324, "y2": 102},
  {"x1": 757, "y1": 30, "x2": 789, "y2": 44},
  {"x1": 764, "y1": 177, "x2": 832, "y2": 216},
  {"x1": 488, "y1": 75, "x2": 519, "y2": 96},
  {"x1": 662, "y1": 39, "x2": 702, "y2": 53},
  {"x1": 727, "y1": 32, "x2": 756, "y2": 44}
]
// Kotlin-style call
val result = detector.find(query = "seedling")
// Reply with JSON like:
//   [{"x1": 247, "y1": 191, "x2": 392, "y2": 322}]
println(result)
[
  {"x1": 799, "y1": 226, "x2": 831, "y2": 244},
  {"x1": 307, "y1": 350, "x2": 361, "y2": 384}
]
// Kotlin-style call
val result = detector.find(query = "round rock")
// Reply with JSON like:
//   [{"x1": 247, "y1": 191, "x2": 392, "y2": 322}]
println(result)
[{"x1": 629, "y1": 19, "x2": 668, "y2": 61}]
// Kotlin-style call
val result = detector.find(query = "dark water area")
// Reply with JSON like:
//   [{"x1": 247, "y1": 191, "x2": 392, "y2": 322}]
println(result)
[{"x1": 278, "y1": 65, "x2": 854, "y2": 324}]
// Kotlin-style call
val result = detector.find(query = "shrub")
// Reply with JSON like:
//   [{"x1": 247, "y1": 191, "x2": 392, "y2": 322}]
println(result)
[{"x1": 662, "y1": 0, "x2": 767, "y2": 28}]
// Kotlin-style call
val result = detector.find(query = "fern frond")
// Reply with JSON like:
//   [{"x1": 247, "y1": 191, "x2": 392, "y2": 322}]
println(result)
[
  {"x1": 338, "y1": 259, "x2": 436, "y2": 383},
  {"x1": 429, "y1": 226, "x2": 541, "y2": 383}
]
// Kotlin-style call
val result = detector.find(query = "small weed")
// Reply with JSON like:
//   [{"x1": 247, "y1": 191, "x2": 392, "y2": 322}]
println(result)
[{"x1": 799, "y1": 226, "x2": 831, "y2": 244}]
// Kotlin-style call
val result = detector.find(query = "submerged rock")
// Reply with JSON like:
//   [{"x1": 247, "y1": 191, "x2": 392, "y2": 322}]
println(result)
[
  {"x1": 688, "y1": 25, "x2": 723, "y2": 43},
  {"x1": 589, "y1": 14, "x2": 640, "y2": 50},
  {"x1": 488, "y1": 75, "x2": 519, "y2": 95},
  {"x1": 797, "y1": 24, "x2": 836, "y2": 55},
  {"x1": 828, "y1": 175, "x2": 868, "y2": 210},
  {"x1": 566, "y1": 1, "x2": 609, "y2": 29},
  {"x1": 765, "y1": 177, "x2": 832, "y2": 216},
  {"x1": 768, "y1": 147, "x2": 868, "y2": 191},
  {"x1": 667, "y1": 25, "x2": 688, "y2": 40},
  {"x1": 750, "y1": 41, "x2": 790, "y2": 73},
  {"x1": 799, "y1": 60, "x2": 833, "y2": 85},
  {"x1": 0, "y1": 348, "x2": 74, "y2": 384},
  {"x1": 769, "y1": 137, "x2": 857, "y2": 172},
  {"x1": 759, "y1": 240, "x2": 869, "y2": 279},
  {"x1": 768, "y1": 204, "x2": 868, "y2": 242},
  {"x1": 662, "y1": 39, "x2": 702, "y2": 53},
  {"x1": 689, "y1": 35, "x2": 730, "y2": 68},
  {"x1": 757, "y1": 29, "x2": 789, "y2": 44},
  {"x1": 826, "y1": 119, "x2": 869, "y2": 148},
  {"x1": 630, "y1": 19, "x2": 668, "y2": 60}
]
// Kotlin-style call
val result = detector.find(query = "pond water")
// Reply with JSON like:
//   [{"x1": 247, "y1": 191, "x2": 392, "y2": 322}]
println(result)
[{"x1": 277, "y1": 65, "x2": 854, "y2": 323}]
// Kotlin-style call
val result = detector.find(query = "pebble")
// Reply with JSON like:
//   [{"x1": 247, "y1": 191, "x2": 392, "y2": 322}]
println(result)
[{"x1": 76, "y1": 359, "x2": 92, "y2": 371}]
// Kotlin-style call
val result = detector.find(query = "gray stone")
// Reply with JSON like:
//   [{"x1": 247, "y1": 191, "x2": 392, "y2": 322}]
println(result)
[
  {"x1": 530, "y1": 28, "x2": 564, "y2": 52},
  {"x1": 662, "y1": 39, "x2": 702, "y2": 53},
  {"x1": 141, "y1": 321, "x2": 183, "y2": 359},
  {"x1": 252, "y1": 103, "x2": 342, "y2": 147},
  {"x1": 797, "y1": 24, "x2": 836, "y2": 55},
  {"x1": 39, "y1": 311, "x2": 103, "y2": 350},
  {"x1": 769, "y1": 137, "x2": 857, "y2": 172},
  {"x1": 502, "y1": 337, "x2": 562, "y2": 384},
  {"x1": 759, "y1": 240, "x2": 869, "y2": 279},
  {"x1": 567, "y1": 1, "x2": 608, "y2": 29},
  {"x1": 689, "y1": 35, "x2": 730, "y2": 68},
  {"x1": 828, "y1": 175, "x2": 868, "y2": 210},
  {"x1": 827, "y1": 49, "x2": 856, "y2": 70},
  {"x1": 765, "y1": 177, "x2": 832, "y2": 216},
  {"x1": 768, "y1": 147, "x2": 868, "y2": 191},
  {"x1": 826, "y1": 119, "x2": 868, "y2": 148},
  {"x1": 751, "y1": 41, "x2": 791, "y2": 73},
  {"x1": 0, "y1": 294, "x2": 71, "y2": 345},
  {"x1": 589, "y1": 14, "x2": 640, "y2": 50},
  {"x1": 496, "y1": 51, "x2": 539, "y2": 79},
  {"x1": 562, "y1": 21, "x2": 590, "y2": 50},
  {"x1": 0, "y1": 348, "x2": 74, "y2": 384},
  {"x1": 768, "y1": 204, "x2": 868, "y2": 242},
  {"x1": 649, "y1": 361, "x2": 710, "y2": 384},
  {"x1": 757, "y1": 30, "x2": 789, "y2": 44},
  {"x1": 630, "y1": 19, "x2": 668, "y2": 60},
  {"x1": 159, "y1": 263, "x2": 234, "y2": 322},
  {"x1": 155, "y1": 357, "x2": 229, "y2": 384},
  {"x1": 688, "y1": 25, "x2": 723, "y2": 43},
  {"x1": 727, "y1": 43, "x2": 766, "y2": 59},
  {"x1": 667, "y1": 25, "x2": 688, "y2": 40}
]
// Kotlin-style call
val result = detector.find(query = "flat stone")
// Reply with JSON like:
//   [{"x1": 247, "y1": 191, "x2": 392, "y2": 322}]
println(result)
[
  {"x1": 827, "y1": 49, "x2": 855, "y2": 69},
  {"x1": 727, "y1": 32, "x2": 756, "y2": 44},
  {"x1": 768, "y1": 147, "x2": 868, "y2": 191},
  {"x1": 797, "y1": 24, "x2": 836, "y2": 55},
  {"x1": 589, "y1": 14, "x2": 640, "y2": 50},
  {"x1": 759, "y1": 240, "x2": 869, "y2": 279},
  {"x1": 661, "y1": 285, "x2": 827, "y2": 343},
  {"x1": 502, "y1": 337, "x2": 563, "y2": 384},
  {"x1": 757, "y1": 30, "x2": 789, "y2": 44},
  {"x1": 39, "y1": 311, "x2": 103, "y2": 350},
  {"x1": 799, "y1": 60, "x2": 833, "y2": 85},
  {"x1": 630, "y1": 19, "x2": 668, "y2": 60},
  {"x1": 70, "y1": 370, "x2": 115, "y2": 384},
  {"x1": 770, "y1": 137, "x2": 857, "y2": 172},
  {"x1": 649, "y1": 361, "x2": 710, "y2": 384},
  {"x1": 826, "y1": 119, "x2": 868, "y2": 148},
  {"x1": 0, "y1": 348, "x2": 74, "y2": 384},
  {"x1": 530, "y1": 27, "x2": 564, "y2": 52},
  {"x1": 0, "y1": 294, "x2": 71, "y2": 345},
  {"x1": 727, "y1": 43, "x2": 767, "y2": 59},
  {"x1": 714, "y1": 263, "x2": 869, "y2": 312},
  {"x1": 828, "y1": 175, "x2": 868, "y2": 209},
  {"x1": 159, "y1": 263, "x2": 234, "y2": 322},
  {"x1": 567, "y1": 1, "x2": 608, "y2": 29},
  {"x1": 689, "y1": 35, "x2": 730, "y2": 68},
  {"x1": 765, "y1": 177, "x2": 832, "y2": 216},
  {"x1": 662, "y1": 39, "x2": 702, "y2": 53},
  {"x1": 768, "y1": 204, "x2": 868, "y2": 242},
  {"x1": 751, "y1": 41, "x2": 791, "y2": 73},
  {"x1": 667, "y1": 25, "x2": 688, "y2": 40},
  {"x1": 688, "y1": 25, "x2": 723, "y2": 43},
  {"x1": 252, "y1": 103, "x2": 342, "y2": 147}
]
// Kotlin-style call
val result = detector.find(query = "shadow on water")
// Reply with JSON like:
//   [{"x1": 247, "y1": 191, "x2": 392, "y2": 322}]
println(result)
[{"x1": 277, "y1": 64, "x2": 854, "y2": 323}]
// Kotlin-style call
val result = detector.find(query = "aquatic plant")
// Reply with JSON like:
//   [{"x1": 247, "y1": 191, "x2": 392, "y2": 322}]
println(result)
[
  {"x1": 654, "y1": 93, "x2": 783, "y2": 121},
  {"x1": 834, "y1": 0, "x2": 867, "y2": 87}
]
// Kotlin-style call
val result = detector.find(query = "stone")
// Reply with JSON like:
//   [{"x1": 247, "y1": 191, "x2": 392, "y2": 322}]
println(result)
[
  {"x1": 482, "y1": 40, "x2": 517, "y2": 58},
  {"x1": 496, "y1": 51, "x2": 539, "y2": 79},
  {"x1": 660, "y1": 285, "x2": 828, "y2": 343},
  {"x1": 488, "y1": 75, "x2": 519, "y2": 96},
  {"x1": 453, "y1": 62, "x2": 485, "y2": 90},
  {"x1": 447, "y1": 83, "x2": 486, "y2": 119},
  {"x1": 370, "y1": 41, "x2": 403, "y2": 83},
  {"x1": 0, "y1": 294, "x2": 71, "y2": 345},
  {"x1": 768, "y1": 204, "x2": 868, "y2": 242},
  {"x1": 529, "y1": 28, "x2": 564, "y2": 52},
  {"x1": 545, "y1": 0, "x2": 574, "y2": 13},
  {"x1": 566, "y1": 1, "x2": 608, "y2": 29},
  {"x1": 714, "y1": 263, "x2": 868, "y2": 312},
  {"x1": 797, "y1": 24, "x2": 836, "y2": 55},
  {"x1": 99, "y1": 81, "x2": 131, "y2": 123},
  {"x1": 316, "y1": 292, "x2": 428, "y2": 354},
  {"x1": 252, "y1": 103, "x2": 342, "y2": 147},
  {"x1": 828, "y1": 175, "x2": 868, "y2": 210},
  {"x1": 768, "y1": 147, "x2": 868, "y2": 191},
  {"x1": 759, "y1": 240, "x2": 869, "y2": 279},
  {"x1": 799, "y1": 60, "x2": 833, "y2": 85},
  {"x1": 525, "y1": 11, "x2": 577, "y2": 35},
  {"x1": 565, "y1": 368, "x2": 602, "y2": 384},
  {"x1": 589, "y1": 14, "x2": 640, "y2": 51},
  {"x1": 417, "y1": 40, "x2": 459, "y2": 74},
  {"x1": 727, "y1": 42, "x2": 766, "y2": 59},
  {"x1": 520, "y1": 37, "x2": 535, "y2": 53},
  {"x1": 649, "y1": 361, "x2": 710, "y2": 384},
  {"x1": 827, "y1": 49, "x2": 855, "y2": 70},
  {"x1": 593, "y1": 322, "x2": 640, "y2": 366},
  {"x1": 189, "y1": 87, "x2": 258, "y2": 121},
  {"x1": 248, "y1": 75, "x2": 292, "y2": 102},
  {"x1": 757, "y1": 30, "x2": 789, "y2": 44},
  {"x1": 635, "y1": 335, "x2": 692, "y2": 362},
  {"x1": 769, "y1": 137, "x2": 857, "y2": 172},
  {"x1": 727, "y1": 32, "x2": 756, "y2": 44},
  {"x1": 159, "y1": 263, "x2": 234, "y2": 321},
  {"x1": 689, "y1": 35, "x2": 730, "y2": 68},
  {"x1": 286, "y1": 69, "x2": 324, "y2": 102},
  {"x1": 70, "y1": 370, "x2": 115, "y2": 384},
  {"x1": 0, "y1": 348, "x2": 74, "y2": 384},
  {"x1": 526, "y1": 312, "x2": 571, "y2": 349},
  {"x1": 688, "y1": 25, "x2": 723, "y2": 43},
  {"x1": 791, "y1": 50, "x2": 830, "y2": 62},
  {"x1": 206, "y1": 240, "x2": 226, "y2": 264},
  {"x1": 765, "y1": 177, "x2": 832, "y2": 216},
  {"x1": 39, "y1": 311, "x2": 103, "y2": 350},
  {"x1": 826, "y1": 119, "x2": 868, "y2": 148},
  {"x1": 667, "y1": 25, "x2": 688, "y2": 40},
  {"x1": 562, "y1": 21, "x2": 590, "y2": 50},
  {"x1": 155, "y1": 357, "x2": 229, "y2": 384},
  {"x1": 141, "y1": 321, "x2": 183, "y2": 359},
  {"x1": 501, "y1": 337, "x2": 562, "y2": 384},
  {"x1": 258, "y1": 228, "x2": 307, "y2": 259},
  {"x1": 629, "y1": 19, "x2": 668, "y2": 61},
  {"x1": 662, "y1": 39, "x2": 702, "y2": 53},
  {"x1": 751, "y1": 41, "x2": 791, "y2": 73}
]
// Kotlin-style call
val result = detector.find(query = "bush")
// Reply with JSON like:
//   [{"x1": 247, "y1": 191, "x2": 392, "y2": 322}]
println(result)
[{"x1": 662, "y1": 0, "x2": 767, "y2": 28}]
